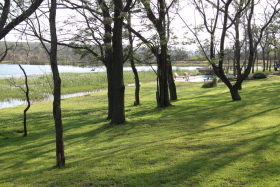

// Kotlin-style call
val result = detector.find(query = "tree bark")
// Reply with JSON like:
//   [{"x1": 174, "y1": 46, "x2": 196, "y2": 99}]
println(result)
[
  {"x1": 157, "y1": 53, "x2": 170, "y2": 107},
  {"x1": 131, "y1": 57, "x2": 140, "y2": 106},
  {"x1": 106, "y1": 64, "x2": 114, "y2": 120},
  {"x1": 110, "y1": 0, "x2": 126, "y2": 124},
  {"x1": 97, "y1": 0, "x2": 114, "y2": 120},
  {"x1": 128, "y1": 12, "x2": 140, "y2": 106},
  {"x1": 124, "y1": 20, "x2": 175, "y2": 107},
  {"x1": 234, "y1": 17, "x2": 242, "y2": 90},
  {"x1": 266, "y1": 51, "x2": 270, "y2": 70},
  {"x1": 49, "y1": 0, "x2": 65, "y2": 167},
  {"x1": 269, "y1": 57, "x2": 272, "y2": 71},
  {"x1": 229, "y1": 86, "x2": 241, "y2": 101},
  {"x1": 140, "y1": 0, "x2": 173, "y2": 108},
  {"x1": 261, "y1": 46, "x2": 266, "y2": 72},
  {"x1": 167, "y1": 55, "x2": 177, "y2": 100}
]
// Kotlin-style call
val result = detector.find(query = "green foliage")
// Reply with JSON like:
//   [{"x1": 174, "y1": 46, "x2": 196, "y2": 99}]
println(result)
[
  {"x1": 197, "y1": 71, "x2": 212, "y2": 75},
  {"x1": 253, "y1": 72, "x2": 267, "y2": 79},
  {"x1": 1, "y1": 76, "x2": 280, "y2": 186},
  {"x1": 201, "y1": 76, "x2": 217, "y2": 88},
  {"x1": 168, "y1": 47, "x2": 190, "y2": 61}
]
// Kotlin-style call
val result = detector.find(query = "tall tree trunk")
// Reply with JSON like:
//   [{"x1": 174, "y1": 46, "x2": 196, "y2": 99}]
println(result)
[
  {"x1": 49, "y1": 0, "x2": 65, "y2": 167},
  {"x1": 140, "y1": 0, "x2": 172, "y2": 108},
  {"x1": 157, "y1": 53, "x2": 170, "y2": 107},
  {"x1": 233, "y1": 49, "x2": 236, "y2": 77},
  {"x1": 128, "y1": 12, "x2": 140, "y2": 106},
  {"x1": 105, "y1": 58, "x2": 114, "y2": 120},
  {"x1": 111, "y1": 0, "x2": 125, "y2": 124},
  {"x1": 269, "y1": 57, "x2": 272, "y2": 71},
  {"x1": 252, "y1": 61, "x2": 255, "y2": 73},
  {"x1": 19, "y1": 64, "x2": 30, "y2": 137},
  {"x1": 266, "y1": 51, "x2": 269, "y2": 70},
  {"x1": 256, "y1": 52, "x2": 259, "y2": 71},
  {"x1": 167, "y1": 55, "x2": 177, "y2": 100},
  {"x1": 274, "y1": 51, "x2": 277, "y2": 71},
  {"x1": 158, "y1": 0, "x2": 171, "y2": 107},
  {"x1": 131, "y1": 58, "x2": 140, "y2": 106},
  {"x1": 234, "y1": 19, "x2": 242, "y2": 90},
  {"x1": 229, "y1": 86, "x2": 241, "y2": 101},
  {"x1": 262, "y1": 48, "x2": 265, "y2": 72},
  {"x1": 98, "y1": 0, "x2": 114, "y2": 120}
]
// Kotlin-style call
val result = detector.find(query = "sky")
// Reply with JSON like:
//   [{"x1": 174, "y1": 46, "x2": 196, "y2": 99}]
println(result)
[
  {"x1": 3, "y1": 1, "x2": 194, "y2": 46},
  {"x1": 2, "y1": 0, "x2": 278, "y2": 52}
]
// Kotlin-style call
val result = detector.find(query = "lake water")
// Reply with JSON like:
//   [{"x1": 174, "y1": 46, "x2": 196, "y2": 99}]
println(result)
[
  {"x1": 0, "y1": 64, "x2": 201, "y2": 78},
  {"x1": 0, "y1": 64, "x2": 202, "y2": 108},
  {"x1": 0, "y1": 64, "x2": 97, "y2": 78}
]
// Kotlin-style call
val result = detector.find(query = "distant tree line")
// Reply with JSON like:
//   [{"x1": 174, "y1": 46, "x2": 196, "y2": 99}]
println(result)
[
  {"x1": 0, "y1": 41, "x2": 91, "y2": 65},
  {"x1": 0, "y1": 41, "x2": 210, "y2": 65}
]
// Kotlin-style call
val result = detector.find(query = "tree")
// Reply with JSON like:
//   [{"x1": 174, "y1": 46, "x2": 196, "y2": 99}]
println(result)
[
  {"x1": 143, "y1": 0, "x2": 179, "y2": 106},
  {"x1": 168, "y1": 47, "x2": 189, "y2": 61},
  {"x1": 0, "y1": 0, "x2": 44, "y2": 40},
  {"x1": 232, "y1": 2, "x2": 244, "y2": 89},
  {"x1": 0, "y1": 0, "x2": 44, "y2": 61},
  {"x1": 269, "y1": 24, "x2": 280, "y2": 71},
  {"x1": 125, "y1": 0, "x2": 178, "y2": 107},
  {"x1": 259, "y1": 22, "x2": 280, "y2": 72},
  {"x1": 49, "y1": 0, "x2": 65, "y2": 167},
  {"x1": 186, "y1": 0, "x2": 279, "y2": 101},
  {"x1": 18, "y1": 64, "x2": 30, "y2": 137},
  {"x1": 110, "y1": 0, "x2": 133, "y2": 124},
  {"x1": 127, "y1": 11, "x2": 141, "y2": 106},
  {"x1": 7, "y1": 64, "x2": 30, "y2": 137},
  {"x1": 60, "y1": 0, "x2": 132, "y2": 124},
  {"x1": 11, "y1": 0, "x2": 66, "y2": 166},
  {"x1": 28, "y1": 0, "x2": 66, "y2": 167}
]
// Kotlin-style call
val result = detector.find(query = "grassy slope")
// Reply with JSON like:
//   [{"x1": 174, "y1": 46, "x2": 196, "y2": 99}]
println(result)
[{"x1": 0, "y1": 76, "x2": 280, "y2": 186}]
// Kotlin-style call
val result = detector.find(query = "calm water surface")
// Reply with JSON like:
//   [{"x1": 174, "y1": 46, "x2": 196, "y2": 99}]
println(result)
[
  {"x1": 0, "y1": 64, "x2": 96, "y2": 78},
  {"x1": 0, "y1": 64, "x2": 200, "y2": 78}
]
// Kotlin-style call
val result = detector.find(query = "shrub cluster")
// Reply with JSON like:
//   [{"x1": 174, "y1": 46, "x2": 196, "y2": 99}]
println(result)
[
  {"x1": 253, "y1": 72, "x2": 267, "y2": 79},
  {"x1": 202, "y1": 76, "x2": 218, "y2": 88}
]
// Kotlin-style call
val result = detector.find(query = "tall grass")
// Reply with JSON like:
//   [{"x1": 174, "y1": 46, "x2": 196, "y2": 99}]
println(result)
[{"x1": 0, "y1": 70, "x2": 158, "y2": 101}]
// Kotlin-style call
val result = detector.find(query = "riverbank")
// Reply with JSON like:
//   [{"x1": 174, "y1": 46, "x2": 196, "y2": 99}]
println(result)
[{"x1": 0, "y1": 67, "x2": 200, "y2": 108}]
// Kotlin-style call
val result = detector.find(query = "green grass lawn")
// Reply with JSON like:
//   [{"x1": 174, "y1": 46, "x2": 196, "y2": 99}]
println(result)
[{"x1": 1, "y1": 76, "x2": 280, "y2": 186}]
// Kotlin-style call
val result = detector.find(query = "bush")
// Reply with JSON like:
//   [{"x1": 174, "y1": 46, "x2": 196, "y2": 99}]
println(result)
[
  {"x1": 202, "y1": 76, "x2": 217, "y2": 88},
  {"x1": 197, "y1": 72, "x2": 213, "y2": 75},
  {"x1": 253, "y1": 72, "x2": 267, "y2": 79}
]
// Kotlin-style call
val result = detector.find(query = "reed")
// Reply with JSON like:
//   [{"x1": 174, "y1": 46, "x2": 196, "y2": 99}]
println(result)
[{"x1": 0, "y1": 70, "x2": 157, "y2": 101}]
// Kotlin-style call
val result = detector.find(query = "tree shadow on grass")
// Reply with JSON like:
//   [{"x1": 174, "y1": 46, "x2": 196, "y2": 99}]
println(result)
[
  {"x1": 40, "y1": 122, "x2": 280, "y2": 186},
  {"x1": 122, "y1": 126, "x2": 280, "y2": 186}
]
